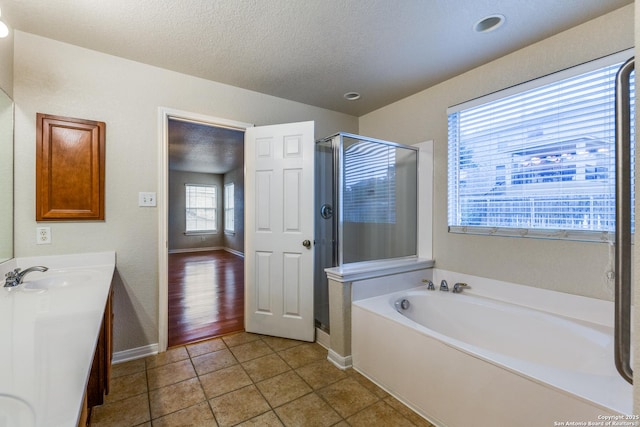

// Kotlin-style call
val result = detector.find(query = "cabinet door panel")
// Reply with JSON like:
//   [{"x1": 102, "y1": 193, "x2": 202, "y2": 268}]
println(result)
[{"x1": 36, "y1": 113, "x2": 105, "y2": 221}]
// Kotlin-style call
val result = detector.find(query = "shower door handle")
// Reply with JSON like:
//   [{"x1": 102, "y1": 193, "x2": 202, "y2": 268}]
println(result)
[
  {"x1": 614, "y1": 56, "x2": 634, "y2": 385},
  {"x1": 320, "y1": 204, "x2": 333, "y2": 219}
]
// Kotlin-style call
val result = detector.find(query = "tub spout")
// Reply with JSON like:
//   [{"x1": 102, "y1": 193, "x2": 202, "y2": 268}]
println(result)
[
  {"x1": 440, "y1": 280, "x2": 449, "y2": 291},
  {"x1": 452, "y1": 283, "x2": 470, "y2": 293},
  {"x1": 422, "y1": 279, "x2": 435, "y2": 290}
]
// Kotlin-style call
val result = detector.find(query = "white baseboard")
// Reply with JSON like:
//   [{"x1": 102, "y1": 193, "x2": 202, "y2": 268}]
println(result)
[
  {"x1": 315, "y1": 328, "x2": 330, "y2": 350},
  {"x1": 168, "y1": 246, "x2": 223, "y2": 254},
  {"x1": 327, "y1": 349, "x2": 352, "y2": 370},
  {"x1": 168, "y1": 247, "x2": 244, "y2": 256},
  {"x1": 113, "y1": 343, "x2": 159, "y2": 364},
  {"x1": 224, "y1": 247, "x2": 245, "y2": 257}
]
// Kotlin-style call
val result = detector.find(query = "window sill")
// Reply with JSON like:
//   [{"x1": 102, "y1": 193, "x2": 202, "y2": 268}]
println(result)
[
  {"x1": 184, "y1": 231, "x2": 217, "y2": 236},
  {"x1": 224, "y1": 231, "x2": 235, "y2": 236}
]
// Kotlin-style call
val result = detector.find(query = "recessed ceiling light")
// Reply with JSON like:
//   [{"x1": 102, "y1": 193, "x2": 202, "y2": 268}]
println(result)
[
  {"x1": 474, "y1": 14, "x2": 505, "y2": 33},
  {"x1": 343, "y1": 92, "x2": 361, "y2": 101}
]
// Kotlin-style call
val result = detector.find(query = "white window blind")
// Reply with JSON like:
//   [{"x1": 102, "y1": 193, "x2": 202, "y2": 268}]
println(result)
[
  {"x1": 448, "y1": 51, "x2": 634, "y2": 240},
  {"x1": 343, "y1": 141, "x2": 396, "y2": 223},
  {"x1": 224, "y1": 183, "x2": 234, "y2": 233},
  {"x1": 185, "y1": 184, "x2": 217, "y2": 232}
]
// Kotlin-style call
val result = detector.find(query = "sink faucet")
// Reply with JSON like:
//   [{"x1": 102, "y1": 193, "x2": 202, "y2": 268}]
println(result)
[
  {"x1": 440, "y1": 280, "x2": 449, "y2": 291},
  {"x1": 4, "y1": 266, "x2": 49, "y2": 287},
  {"x1": 452, "y1": 282, "x2": 470, "y2": 293}
]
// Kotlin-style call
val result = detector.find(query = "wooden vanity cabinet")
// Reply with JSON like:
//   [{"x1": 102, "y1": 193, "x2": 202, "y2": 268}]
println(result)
[{"x1": 78, "y1": 286, "x2": 113, "y2": 426}]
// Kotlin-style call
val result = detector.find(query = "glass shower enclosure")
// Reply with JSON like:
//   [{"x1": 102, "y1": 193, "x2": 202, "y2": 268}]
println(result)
[{"x1": 314, "y1": 133, "x2": 419, "y2": 332}]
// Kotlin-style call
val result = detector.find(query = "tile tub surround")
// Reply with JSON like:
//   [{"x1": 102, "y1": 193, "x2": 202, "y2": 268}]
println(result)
[
  {"x1": 0, "y1": 251, "x2": 116, "y2": 427},
  {"x1": 90, "y1": 332, "x2": 433, "y2": 426}
]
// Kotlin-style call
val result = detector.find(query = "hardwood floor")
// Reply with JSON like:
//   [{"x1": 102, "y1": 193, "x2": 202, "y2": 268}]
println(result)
[{"x1": 168, "y1": 250, "x2": 244, "y2": 347}]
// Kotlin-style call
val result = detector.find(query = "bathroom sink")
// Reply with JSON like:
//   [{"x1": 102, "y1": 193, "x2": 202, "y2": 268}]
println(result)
[
  {"x1": 22, "y1": 272, "x2": 93, "y2": 290},
  {"x1": 0, "y1": 394, "x2": 35, "y2": 427}
]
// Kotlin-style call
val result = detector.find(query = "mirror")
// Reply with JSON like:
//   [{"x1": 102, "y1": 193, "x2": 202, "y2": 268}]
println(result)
[{"x1": 0, "y1": 88, "x2": 13, "y2": 263}]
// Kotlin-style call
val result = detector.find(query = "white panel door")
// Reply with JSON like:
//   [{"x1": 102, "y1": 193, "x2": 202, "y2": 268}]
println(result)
[{"x1": 245, "y1": 121, "x2": 315, "y2": 341}]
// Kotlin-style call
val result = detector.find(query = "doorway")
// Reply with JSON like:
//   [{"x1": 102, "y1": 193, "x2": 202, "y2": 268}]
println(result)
[
  {"x1": 167, "y1": 250, "x2": 244, "y2": 346},
  {"x1": 158, "y1": 108, "x2": 253, "y2": 351}
]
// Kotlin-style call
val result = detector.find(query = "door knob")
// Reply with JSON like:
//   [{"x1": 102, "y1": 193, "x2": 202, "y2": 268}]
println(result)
[{"x1": 302, "y1": 240, "x2": 311, "y2": 248}]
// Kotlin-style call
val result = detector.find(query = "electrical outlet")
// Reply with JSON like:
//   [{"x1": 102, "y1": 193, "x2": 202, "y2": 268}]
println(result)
[
  {"x1": 138, "y1": 192, "x2": 157, "y2": 207},
  {"x1": 36, "y1": 227, "x2": 51, "y2": 244}
]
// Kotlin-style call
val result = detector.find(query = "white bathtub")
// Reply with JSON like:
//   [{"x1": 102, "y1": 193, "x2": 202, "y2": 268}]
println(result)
[{"x1": 351, "y1": 274, "x2": 633, "y2": 427}]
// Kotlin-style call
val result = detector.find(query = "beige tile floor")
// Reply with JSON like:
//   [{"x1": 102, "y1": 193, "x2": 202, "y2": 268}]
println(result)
[{"x1": 90, "y1": 332, "x2": 434, "y2": 427}]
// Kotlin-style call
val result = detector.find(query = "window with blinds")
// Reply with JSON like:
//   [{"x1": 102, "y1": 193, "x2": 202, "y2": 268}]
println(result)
[
  {"x1": 448, "y1": 51, "x2": 634, "y2": 240},
  {"x1": 185, "y1": 184, "x2": 217, "y2": 233},
  {"x1": 343, "y1": 140, "x2": 396, "y2": 224}
]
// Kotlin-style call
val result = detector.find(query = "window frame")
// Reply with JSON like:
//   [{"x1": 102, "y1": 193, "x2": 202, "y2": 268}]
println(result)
[
  {"x1": 224, "y1": 182, "x2": 235, "y2": 234},
  {"x1": 184, "y1": 183, "x2": 217, "y2": 234},
  {"x1": 447, "y1": 49, "x2": 633, "y2": 242}
]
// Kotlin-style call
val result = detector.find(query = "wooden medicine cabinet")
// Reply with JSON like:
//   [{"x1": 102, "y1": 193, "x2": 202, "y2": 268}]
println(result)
[{"x1": 36, "y1": 113, "x2": 105, "y2": 221}]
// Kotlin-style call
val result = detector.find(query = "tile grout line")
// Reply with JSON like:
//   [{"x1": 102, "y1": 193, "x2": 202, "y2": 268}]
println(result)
[
  {"x1": 98, "y1": 334, "x2": 426, "y2": 427},
  {"x1": 236, "y1": 336, "x2": 277, "y2": 414},
  {"x1": 249, "y1": 336, "x2": 319, "y2": 426},
  {"x1": 185, "y1": 343, "x2": 221, "y2": 426},
  {"x1": 251, "y1": 336, "x2": 351, "y2": 426}
]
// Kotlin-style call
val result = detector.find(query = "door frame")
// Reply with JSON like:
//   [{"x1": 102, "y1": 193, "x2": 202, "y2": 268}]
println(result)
[{"x1": 157, "y1": 107, "x2": 253, "y2": 352}]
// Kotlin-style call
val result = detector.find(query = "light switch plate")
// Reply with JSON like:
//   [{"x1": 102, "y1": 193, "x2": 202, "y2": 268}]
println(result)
[{"x1": 138, "y1": 192, "x2": 157, "y2": 207}]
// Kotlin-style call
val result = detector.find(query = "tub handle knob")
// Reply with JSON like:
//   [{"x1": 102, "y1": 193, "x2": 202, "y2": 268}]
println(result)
[
  {"x1": 452, "y1": 283, "x2": 470, "y2": 293},
  {"x1": 394, "y1": 298, "x2": 410, "y2": 311},
  {"x1": 422, "y1": 279, "x2": 435, "y2": 290}
]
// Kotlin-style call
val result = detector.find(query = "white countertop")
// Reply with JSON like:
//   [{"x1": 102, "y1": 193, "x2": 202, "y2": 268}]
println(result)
[{"x1": 0, "y1": 251, "x2": 116, "y2": 427}]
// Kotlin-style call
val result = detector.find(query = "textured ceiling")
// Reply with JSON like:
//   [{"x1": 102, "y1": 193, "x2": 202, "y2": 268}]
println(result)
[
  {"x1": 2, "y1": 0, "x2": 633, "y2": 116},
  {"x1": 4, "y1": 1, "x2": 632, "y2": 174},
  {"x1": 168, "y1": 119, "x2": 244, "y2": 174}
]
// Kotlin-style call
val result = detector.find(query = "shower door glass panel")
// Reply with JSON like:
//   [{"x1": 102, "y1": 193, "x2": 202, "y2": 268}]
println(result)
[
  {"x1": 341, "y1": 137, "x2": 418, "y2": 264},
  {"x1": 314, "y1": 139, "x2": 334, "y2": 331}
]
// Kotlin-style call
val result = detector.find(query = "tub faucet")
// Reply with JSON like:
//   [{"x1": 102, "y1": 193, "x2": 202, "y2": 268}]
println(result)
[
  {"x1": 440, "y1": 280, "x2": 449, "y2": 291},
  {"x1": 4, "y1": 266, "x2": 49, "y2": 288},
  {"x1": 452, "y1": 282, "x2": 470, "y2": 293},
  {"x1": 422, "y1": 279, "x2": 435, "y2": 290}
]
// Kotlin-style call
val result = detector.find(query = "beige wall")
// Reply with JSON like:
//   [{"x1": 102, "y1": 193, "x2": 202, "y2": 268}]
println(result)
[
  {"x1": 359, "y1": 5, "x2": 634, "y2": 302},
  {"x1": 223, "y1": 166, "x2": 245, "y2": 254},
  {"x1": 0, "y1": 30, "x2": 13, "y2": 97},
  {"x1": 0, "y1": 29, "x2": 13, "y2": 263},
  {"x1": 13, "y1": 31, "x2": 358, "y2": 352},
  {"x1": 0, "y1": 90, "x2": 12, "y2": 262}
]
